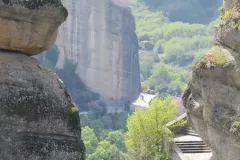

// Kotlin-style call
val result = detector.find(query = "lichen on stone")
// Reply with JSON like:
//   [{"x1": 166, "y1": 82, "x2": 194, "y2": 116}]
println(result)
[
  {"x1": 194, "y1": 46, "x2": 227, "y2": 69},
  {"x1": 65, "y1": 103, "x2": 81, "y2": 132},
  {"x1": 232, "y1": 121, "x2": 240, "y2": 128},
  {"x1": 182, "y1": 82, "x2": 191, "y2": 104},
  {"x1": 224, "y1": 8, "x2": 233, "y2": 20},
  {"x1": 67, "y1": 103, "x2": 79, "y2": 114}
]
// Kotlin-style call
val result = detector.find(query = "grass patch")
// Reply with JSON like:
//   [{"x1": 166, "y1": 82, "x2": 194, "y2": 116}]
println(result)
[
  {"x1": 67, "y1": 103, "x2": 79, "y2": 114},
  {"x1": 204, "y1": 46, "x2": 226, "y2": 65},
  {"x1": 194, "y1": 46, "x2": 226, "y2": 69},
  {"x1": 232, "y1": 121, "x2": 240, "y2": 128},
  {"x1": 224, "y1": 8, "x2": 233, "y2": 20}
]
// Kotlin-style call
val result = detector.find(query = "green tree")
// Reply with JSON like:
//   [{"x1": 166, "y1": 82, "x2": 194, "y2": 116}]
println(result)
[
  {"x1": 125, "y1": 97, "x2": 181, "y2": 160},
  {"x1": 132, "y1": 0, "x2": 221, "y2": 23},
  {"x1": 111, "y1": 112, "x2": 129, "y2": 130},
  {"x1": 100, "y1": 116, "x2": 113, "y2": 129},
  {"x1": 147, "y1": 63, "x2": 189, "y2": 97},
  {"x1": 88, "y1": 140, "x2": 125, "y2": 160},
  {"x1": 82, "y1": 126, "x2": 98, "y2": 155},
  {"x1": 89, "y1": 119, "x2": 104, "y2": 137},
  {"x1": 107, "y1": 131, "x2": 126, "y2": 152}
]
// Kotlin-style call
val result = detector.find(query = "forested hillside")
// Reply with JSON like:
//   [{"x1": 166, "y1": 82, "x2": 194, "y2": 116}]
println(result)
[
  {"x1": 132, "y1": 0, "x2": 221, "y2": 97},
  {"x1": 80, "y1": 0, "x2": 222, "y2": 159},
  {"x1": 132, "y1": 0, "x2": 221, "y2": 23},
  {"x1": 39, "y1": 0, "x2": 222, "y2": 159}
]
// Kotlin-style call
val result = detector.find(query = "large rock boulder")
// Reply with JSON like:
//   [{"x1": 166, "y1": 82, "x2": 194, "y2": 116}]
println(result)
[
  {"x1": 0, "y1": 0, "x2": 67, "y2": 55},
  {"x1": 0, "y1": 51, "x2": 85, "y2": 160},
  {"x1": 183, "y1": 1, "x2": 240, "y2": 160}
]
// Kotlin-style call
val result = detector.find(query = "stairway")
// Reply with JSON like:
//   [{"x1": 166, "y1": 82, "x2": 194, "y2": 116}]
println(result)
[{"x1": 175, "y1": 127, "x2": 211, "y2": 154}]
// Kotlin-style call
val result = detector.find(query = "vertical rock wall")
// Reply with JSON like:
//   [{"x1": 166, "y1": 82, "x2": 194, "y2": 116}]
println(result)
[
  {"x1": 55, "y1": 0, "x2": 140, "y2": 107},
  {"x1": 0, "y1": 1, "x2": 85, "y2": 159},
  {"x1": 183, "y1": 0, "x2": 240, "y2": 160}
]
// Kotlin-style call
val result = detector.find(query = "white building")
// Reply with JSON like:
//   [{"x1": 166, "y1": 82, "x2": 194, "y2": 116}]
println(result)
[{"x1": 130, "y1": 93, "x2": 156, "y2": 110}]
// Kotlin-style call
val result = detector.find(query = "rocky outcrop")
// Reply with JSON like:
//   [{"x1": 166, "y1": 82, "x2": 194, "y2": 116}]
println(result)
[
  {"x1": 183, "y1": 1, "x2": 240, "y2": 160},
  {"x1": 50, "y1": 0, "x2": 140, "y2": 108},
  {"x1": 0, "y1": 1, "x2": 85, "y2": 159},
  {"x1": 0, "y1": 52, "x2": 85, "y2": 159},
  {"x1": 0, "y1": 0, "x2": 67, "y2": 55}
]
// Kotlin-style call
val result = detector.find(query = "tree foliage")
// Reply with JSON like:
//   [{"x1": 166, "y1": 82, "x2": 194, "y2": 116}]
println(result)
[
  {"x1": 125, "y1": 97, "x2": 180, "y2": 160},
  {"x1": 133, "y1": 2, "x2": 220, "y2": 97},
  {"x1": 131, "y1": 0, "x2": 221, "y2": 23},
  {"x1": 82, "y1": 127, "x2": 126, "y2": 160},
  {"x1": 82, "y1": 126, "x2": 98, "y2": 155}
]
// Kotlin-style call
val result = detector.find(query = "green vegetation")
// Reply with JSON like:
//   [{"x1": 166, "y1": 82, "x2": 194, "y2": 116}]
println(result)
[
  {"x1": 81, "y1": 113, "x2": 128, "y2": 160},
  {"x1": 195, "y1": 46, "x2": 226, "y2": 69},
  {"x1": 67, "y1": 103, "x2": 79, "y2": 113},
  {"x1": 125, "y1": 97, "x2": 180, "y2": 160},
  {"x1": 41, "y1": 1, "x2": 223, "y2": 159},
  {"x1": 223, "y1": 8, "x2": 233, "y2": 20},
  {"x1": 132, "y1": 2, "x2": 220, "y2": 97},
  {"x1": 202, "y1": 46, "x2": 226, "y2": 65},
  {"x1": 82, "y1": 97, "x2": 183, "y2": 160},
  {"x1": 131, "y1": 0, "x2": 221, "y2": 23},
  {"x1": 232, "y1": 121, "x2": 240, "y2": 129},
  {"x1": 66, "y1": 103, "x2": 81, "y2": 131},
  {"x1": 79, "y1": 1, "x2": 222, "y2": 159}
]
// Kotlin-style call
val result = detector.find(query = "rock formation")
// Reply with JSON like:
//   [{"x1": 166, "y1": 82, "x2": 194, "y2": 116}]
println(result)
[
  {"x1": 0, "y1": 0, "x2": 67, "y2": 55},
  {"x1": 183, "y1": 1, "x2": 240, "y2": 160},
  {"x1": 0, "y1": 1, "x2": 85, "y2": 159},
  {"x1": 39, "y1": 0, "x2": 141, "y2": 109}
]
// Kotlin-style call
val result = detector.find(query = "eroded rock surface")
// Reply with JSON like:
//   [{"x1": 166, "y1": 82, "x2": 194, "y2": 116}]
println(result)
[
  {"x1": 183, "y1": 1, "x2": 240, "y2": 160},
  {"x1": 0, "y1": 0, "x2": 67, "y2": 55},
  {"x1": 0, "y1": 52, "x2": 85, "y2": 160},
  {"x1": 51, "y1": 0, "x2": 140, "y2": 107}
]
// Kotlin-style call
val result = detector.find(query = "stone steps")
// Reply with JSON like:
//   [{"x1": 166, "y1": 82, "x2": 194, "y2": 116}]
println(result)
[{"x1": 175, "y1": 127, "x2": 211, "y2": 154}]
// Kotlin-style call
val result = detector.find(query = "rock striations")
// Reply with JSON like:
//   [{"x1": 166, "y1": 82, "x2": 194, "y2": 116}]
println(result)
[
  {"x1": 183, "y1": 0, "x2": 240, "y2": 160},
  {"x1": 55, "y1": 0, "x2": 140, "y2": 107},
  {"x1": 0, "y1": 0, "x2": 67, "y2": 55},
  {"x1": 0, "y1": 1, "x2": 85, "y2": 160}
]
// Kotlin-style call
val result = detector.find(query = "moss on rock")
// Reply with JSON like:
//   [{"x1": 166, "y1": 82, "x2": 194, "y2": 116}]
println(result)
[
  {"x1": 194, "y1": 46, "x2": 227, "y2": 70},
  {"x1": 66, "y1": 103, "x2": 81, "y2": 132},
  {"x1": 232, "y1": 121, "x2": 240, "y2": 128},
  {"x1": 182, "y1": 84, "x2": 191, "y2": 103}
]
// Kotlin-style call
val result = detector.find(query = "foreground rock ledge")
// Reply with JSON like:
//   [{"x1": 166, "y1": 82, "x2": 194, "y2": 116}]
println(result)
[
  {"x1": 0, "y1": 0, "x2": 67, "y2": 55},
  {"x1": 183, "y1": 1, "x2": 240, "y2": 159},
  {"x1": 0, "y1": 51, "x2": 85, "y2": 160},
  {"x1": 183, "y1": 45, "x2": 240, "y2": 160}
]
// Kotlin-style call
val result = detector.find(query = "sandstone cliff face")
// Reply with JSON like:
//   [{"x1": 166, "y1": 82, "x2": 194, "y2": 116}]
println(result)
[
  {"x1": 183, "y1": 1, "x2": 240, "y2": 160},
  {"x1": 0, "y1": 1, "x2": 85, "y2": 159},
  {"x1": 55, "y1": 0, "x2": 140, "y2": 106},
  {"x1": 0, "y1": 0, "x2": 67, "y2": 55},
  {"x1": 0, "y1": 52, "x2": 85, "y2": 159}
]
